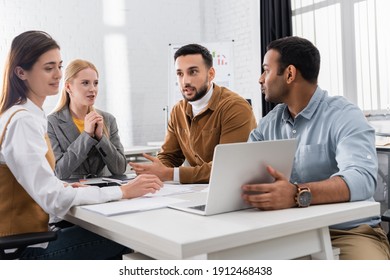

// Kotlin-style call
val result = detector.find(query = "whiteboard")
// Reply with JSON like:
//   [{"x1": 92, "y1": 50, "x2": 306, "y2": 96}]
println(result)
[{"x1": 167, "y1": 41, "x2": 235, "y2": 112}]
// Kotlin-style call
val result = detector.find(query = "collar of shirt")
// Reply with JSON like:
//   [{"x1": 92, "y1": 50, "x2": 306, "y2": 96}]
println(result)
[
  {"x1": 189, "y1": 83, "x2": 214, "y2": 116},
  {"x1": 282, "y1": 86, "x2": 325, "y2": 123},
  {"x1": 25, "y1": 98, "x2": 47, "y2": 118},
  {"x1": 25, "y1": 98, "x2": 48, "y2": 129}
]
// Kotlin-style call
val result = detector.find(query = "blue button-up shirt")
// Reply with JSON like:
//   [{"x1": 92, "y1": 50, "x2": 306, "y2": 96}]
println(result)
[{"x1": 249, "y1": 86, "x2": 380, "y2": 229}]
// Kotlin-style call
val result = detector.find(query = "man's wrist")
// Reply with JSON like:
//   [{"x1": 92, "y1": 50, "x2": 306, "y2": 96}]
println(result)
[{"x1": 294, "y1": 183, "x2": 312, "y2": 207}]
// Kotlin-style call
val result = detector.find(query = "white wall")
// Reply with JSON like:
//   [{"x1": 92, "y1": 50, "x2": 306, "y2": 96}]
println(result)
[
  {"x1": 202, "y1": 0, "x2": 261, "y2": 119},
  {"x1": 0, "y1": 0, "x2": 260, "y2": 147}
]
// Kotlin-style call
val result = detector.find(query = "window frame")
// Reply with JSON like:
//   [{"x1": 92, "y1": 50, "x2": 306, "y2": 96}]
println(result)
[{"x1": 292, "y1": 0, "x2": 388, "y2": 115}]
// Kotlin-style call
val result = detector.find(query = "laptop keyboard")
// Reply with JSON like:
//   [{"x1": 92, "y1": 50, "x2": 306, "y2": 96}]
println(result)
[{"x1": 190, "y1": 204, "x2": 206, "y2": 211}]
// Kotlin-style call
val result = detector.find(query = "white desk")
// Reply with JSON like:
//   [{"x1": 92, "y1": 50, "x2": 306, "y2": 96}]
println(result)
[{"x1": 65, "y1": 195, "x2": 379, "y2": 260}]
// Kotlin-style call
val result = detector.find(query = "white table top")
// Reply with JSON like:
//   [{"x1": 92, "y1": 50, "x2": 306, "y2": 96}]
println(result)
[{"x1": 65, "y1": 196, "x2": 379, "y2": 260}]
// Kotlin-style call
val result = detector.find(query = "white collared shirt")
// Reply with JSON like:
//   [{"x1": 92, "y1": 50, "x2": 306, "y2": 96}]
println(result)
[{"x1": 0, "y1": 99, "x2": 122, "y2": 220}]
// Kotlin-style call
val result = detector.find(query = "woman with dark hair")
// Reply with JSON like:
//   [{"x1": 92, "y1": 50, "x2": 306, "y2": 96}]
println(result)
[{"x1": 0, "y1": 30, "x2": 162, "y2": 259}]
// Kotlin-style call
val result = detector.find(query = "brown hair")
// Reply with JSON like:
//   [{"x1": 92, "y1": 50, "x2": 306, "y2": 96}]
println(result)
[{"x1": 0, "y1": 30, "x2": 60, "y2": 115}]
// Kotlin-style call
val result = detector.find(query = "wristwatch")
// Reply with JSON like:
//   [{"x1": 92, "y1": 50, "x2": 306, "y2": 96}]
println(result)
[{"x1": 294, "y1": 184, "x2": 312, "y2": 207}]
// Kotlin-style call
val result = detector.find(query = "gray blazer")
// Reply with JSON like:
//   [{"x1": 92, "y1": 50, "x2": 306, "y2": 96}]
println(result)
[{"x1": 47, "y1": 106, "x2": 127, "y2": 180}]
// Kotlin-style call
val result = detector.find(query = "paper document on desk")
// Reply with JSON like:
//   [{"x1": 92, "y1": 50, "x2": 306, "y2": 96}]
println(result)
[
  {"x1": 144, "y1": 183, "x2": 208, "y2": 197},
  {"x1": 80, "y1": 196, "x2": 184, "y2": 216}
]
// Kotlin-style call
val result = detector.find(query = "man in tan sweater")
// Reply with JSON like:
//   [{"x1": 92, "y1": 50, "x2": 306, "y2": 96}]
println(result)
[{"x1": 130, "y1": 44, "x2": 257, "y2": 184}]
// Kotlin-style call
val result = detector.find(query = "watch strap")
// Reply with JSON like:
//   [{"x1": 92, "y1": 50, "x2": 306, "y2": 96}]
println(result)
[{"x1": 294, "y1": 183, "x2": 311, "y2": 207}]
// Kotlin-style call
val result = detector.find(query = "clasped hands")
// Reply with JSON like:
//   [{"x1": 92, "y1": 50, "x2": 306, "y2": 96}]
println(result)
[{"x1": 84, "y1": 111, "x2": 104, "y2": 140}]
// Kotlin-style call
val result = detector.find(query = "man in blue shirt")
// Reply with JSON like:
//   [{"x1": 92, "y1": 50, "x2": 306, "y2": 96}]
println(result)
[{"x1": 242, "y1": 36, "x2": 390, "y2": 259}]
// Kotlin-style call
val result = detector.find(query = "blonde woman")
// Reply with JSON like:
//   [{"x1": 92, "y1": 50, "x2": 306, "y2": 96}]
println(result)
[{"x1": 48, "y1": 59, "x2": 126, "y2": 180}]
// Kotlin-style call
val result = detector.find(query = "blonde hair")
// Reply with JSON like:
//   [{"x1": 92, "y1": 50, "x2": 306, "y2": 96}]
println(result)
[{"x1": 53, "y1": 59, "x2": 108, "y2": 137}]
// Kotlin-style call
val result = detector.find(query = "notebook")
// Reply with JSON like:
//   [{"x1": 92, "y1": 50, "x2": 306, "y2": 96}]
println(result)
[{"x1": 168, "y1": 139, "x2": 297, "y2": 215}]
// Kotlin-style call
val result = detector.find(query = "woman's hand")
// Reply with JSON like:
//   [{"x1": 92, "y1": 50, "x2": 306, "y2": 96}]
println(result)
[
  {"x1": 63, "y1": 182, "x2": 89, "y2": 188},
  {"x1": 120, "y1": 174, "x2": 163, "y2": 199},
  {"x1": 84, "y1": 111, "x2": 103, "y2": 139}
]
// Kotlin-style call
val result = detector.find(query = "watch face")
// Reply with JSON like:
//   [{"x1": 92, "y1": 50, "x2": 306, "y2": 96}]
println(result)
[{"x1": 298, "y1": 190, "x2": 312, "y2": 207}]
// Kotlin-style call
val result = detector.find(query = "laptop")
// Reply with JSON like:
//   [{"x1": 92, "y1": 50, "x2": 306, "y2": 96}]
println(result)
[{"x1": 168, "y1": 139, "x2": 297, "y2": 215}]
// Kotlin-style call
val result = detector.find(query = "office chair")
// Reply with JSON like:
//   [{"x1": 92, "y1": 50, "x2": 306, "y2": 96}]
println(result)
[
  {"x1": 382, "y1": 209, "x2": 390, "y2": 242},
  {"x1": 375, "y1": 150, "x2": 390, "y2": 241},
  {"x1": 0, "y1": 231, "x2": 57, "y2": 260}
]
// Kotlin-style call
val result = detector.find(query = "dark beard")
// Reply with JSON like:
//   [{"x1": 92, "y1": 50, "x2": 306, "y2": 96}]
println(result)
[{"x1": 182, "y1": 82, "x2": 209, "y2": 102}]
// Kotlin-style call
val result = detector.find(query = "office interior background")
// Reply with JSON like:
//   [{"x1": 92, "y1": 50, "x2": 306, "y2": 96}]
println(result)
[
  {"x1": 0, "y1": 0, "x2": 389, "y2": 149},
  {"x1": 0, "y1": 0, "x2": 261, "y2": 148}
]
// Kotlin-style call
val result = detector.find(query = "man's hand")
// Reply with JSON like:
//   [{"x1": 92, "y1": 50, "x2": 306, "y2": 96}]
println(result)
[
  {"x1": 128, "y1": 153, "x2": 173, "y2": 181},
  {"x1": 241, "y1": 165, "x2": 297, "y2": 210}
]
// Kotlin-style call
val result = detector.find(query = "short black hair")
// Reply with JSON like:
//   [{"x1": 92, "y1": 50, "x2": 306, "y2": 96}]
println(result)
[
  {"x1": 174, "y1": 43, "x2": 213, "y2": 68},
  {"x1": 267, "y1": 36, "x2": 320, "y2": 83}
]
